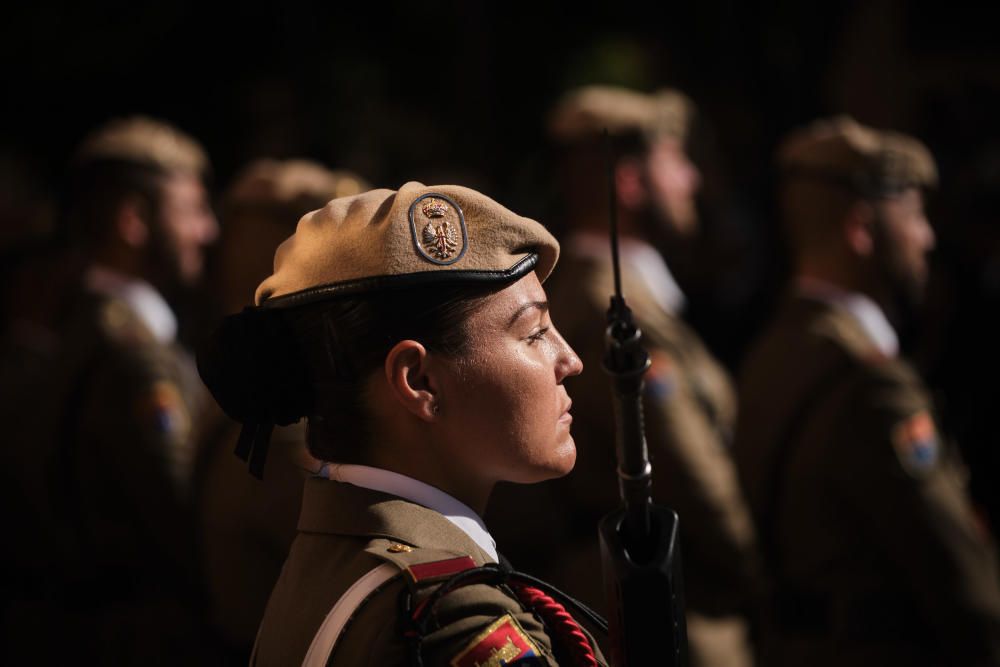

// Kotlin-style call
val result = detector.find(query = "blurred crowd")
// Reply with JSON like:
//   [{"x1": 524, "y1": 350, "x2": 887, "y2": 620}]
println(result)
[{"x1": 2, "y1": 56, "x2": 1000, "y2": 667}]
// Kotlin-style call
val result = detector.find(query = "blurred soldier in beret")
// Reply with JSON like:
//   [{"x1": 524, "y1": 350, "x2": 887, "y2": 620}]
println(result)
[
  {"x1": 215, "y1": 159, "x2": 369, "y2": 316},
  {"x1": 9, "y1": 117, "x2": 219, "y2": 664},
  {"x1": 489, "y1": 85, "x2": 761, "y2": 667},
  {"x1": 735, "y1": 116, "x2": 1000, "y2": 666},
  {"x1": 198, "y1": 159, "x2": 368, "y2": 659}
]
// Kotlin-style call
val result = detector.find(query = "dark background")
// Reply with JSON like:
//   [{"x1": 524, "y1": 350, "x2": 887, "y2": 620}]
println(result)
[{"x1": 2, "y1": 0, "x2": 999, "y2": 520}]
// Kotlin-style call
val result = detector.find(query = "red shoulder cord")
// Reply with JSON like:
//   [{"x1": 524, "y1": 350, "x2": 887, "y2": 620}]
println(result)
[{"x1": 510, "y1": 582, "x2": 599, "y2": 667}]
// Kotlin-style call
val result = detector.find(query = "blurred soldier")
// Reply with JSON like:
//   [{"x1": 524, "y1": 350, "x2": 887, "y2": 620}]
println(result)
[
  {"x1": 0, "y1": 158, "x2": 84, "y2": 656},
  {"x1": 489, "y1": 85, "x2": 760, "y2": 667},
  {"x1": 735, "y1": 116, "x2": 1000, "y2": 666},
  {"x1": 11, "y1": 117, "x2": 219, "y2": 665},
  {"x1": 198, "y1": 159, "x2": 368, "y2": 659}
]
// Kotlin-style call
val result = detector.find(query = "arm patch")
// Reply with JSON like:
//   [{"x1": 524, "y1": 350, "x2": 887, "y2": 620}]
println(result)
[
  {"x1": 450, "y1": 613, "x2": 542, "y2": 667},
  {"x1": 891, "y1": 410, "x2": 940, "y2": 477}
]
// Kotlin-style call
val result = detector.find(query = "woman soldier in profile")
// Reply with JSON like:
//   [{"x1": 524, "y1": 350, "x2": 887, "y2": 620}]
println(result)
[{"x1": 198, "y1": 182, "x2": 607, "y2": 666}]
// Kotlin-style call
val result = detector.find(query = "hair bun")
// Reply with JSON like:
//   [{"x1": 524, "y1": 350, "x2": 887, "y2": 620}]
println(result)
[{"x1": 197, "y1": 307, "x2": 311, "y2": 426}]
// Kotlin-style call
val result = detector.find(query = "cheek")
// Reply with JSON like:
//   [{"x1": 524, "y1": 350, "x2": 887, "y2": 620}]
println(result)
[
  {"x1": 179, "y1": 218, "x2": 205, "y2": 245},
  {"x1": 652, "y1": 159, "x2": 694, "y2": 196},
  {"x1": 156, "y1": 217, "x2": 184, "y2": 248},
  {"x1": 894, "y1": 223, "x2": 928, "y2": 265},
  {"x1": 454, "y1": 350, "x2": 562, "y2": 452}
]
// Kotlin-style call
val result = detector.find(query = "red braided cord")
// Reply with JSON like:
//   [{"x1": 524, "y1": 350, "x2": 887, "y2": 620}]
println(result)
[{"x1": 511, "y1": 583, "x2": 598, "y2": 667}]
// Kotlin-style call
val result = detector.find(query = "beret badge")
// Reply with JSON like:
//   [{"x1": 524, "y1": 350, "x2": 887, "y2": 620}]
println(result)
[{"x1": 409, "y1": 192, "x2": 469, "y2": 265}]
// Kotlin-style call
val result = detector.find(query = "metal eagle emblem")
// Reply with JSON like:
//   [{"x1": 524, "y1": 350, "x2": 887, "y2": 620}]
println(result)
[
  {"x1": 408, "y1": 193, "x2": 468, "y2": 265},
  {"x1": 422, "y1": 219, "x2": 458, "y2": 260}
]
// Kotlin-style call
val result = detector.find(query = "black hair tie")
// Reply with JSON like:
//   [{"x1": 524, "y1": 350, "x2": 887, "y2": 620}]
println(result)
[{"x1": 198, "y1": 306, "x2": 311, "y2": 479}]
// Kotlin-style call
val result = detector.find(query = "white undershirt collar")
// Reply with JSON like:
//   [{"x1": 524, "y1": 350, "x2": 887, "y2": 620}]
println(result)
[
  {"x1": 569, "y1": 231, "x2": 686, "y2": 314},
  {"x1": 85, "y1": 264, "x2": 177, "y2": 344},
  {"x1": 796, "y1": 276, "x2": 899, "y2": 358},
  {"x1": 317, "y1": 463, "x2": 499, "y2": 563}
]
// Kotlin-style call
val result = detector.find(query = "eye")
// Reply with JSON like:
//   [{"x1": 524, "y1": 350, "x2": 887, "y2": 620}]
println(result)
[{"x1": 526, "y1": 327, "x2": 550, "y2": 344}]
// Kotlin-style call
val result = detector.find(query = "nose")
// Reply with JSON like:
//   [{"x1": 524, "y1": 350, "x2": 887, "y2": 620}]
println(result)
[
  {"x1": 201, "y1": 210, "x2": 221, "y2": 246},
  {"x1": 553, "y1": 329, "x2": 583, "y2": 382},
  {"x1": 685, "y1": 158, "x2": 702, "y2": 195},
  {"x1": 921, "y1": 215, "x2": 936, "y2": 252}
]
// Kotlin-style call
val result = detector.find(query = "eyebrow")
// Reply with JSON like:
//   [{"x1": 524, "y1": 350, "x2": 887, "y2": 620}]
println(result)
[{"x1": 507, "y1": 300, "x2": 549, "y2": 327}]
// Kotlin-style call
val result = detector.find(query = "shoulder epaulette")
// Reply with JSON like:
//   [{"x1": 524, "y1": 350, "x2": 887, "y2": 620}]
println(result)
[{"x1": 364, "y1": 539, "x2": 478, "y2": 588}]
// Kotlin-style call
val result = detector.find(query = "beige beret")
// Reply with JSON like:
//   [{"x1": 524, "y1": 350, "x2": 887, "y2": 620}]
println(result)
[
  {"x1": 226, "y1": 159, "x2": 369, "y2": 211},
  {"x1": 255, "y1": 182, "x2": 559, "y2": 307},
  {"x1": 548, "y1": 85, "x2": 694, "y2": 144},
  {"x1": 76, "y1": 116, "x2": 209, "y2": 175},
  {"x1": 777, "y1": 115, "x2": 937, "y2": 196}
]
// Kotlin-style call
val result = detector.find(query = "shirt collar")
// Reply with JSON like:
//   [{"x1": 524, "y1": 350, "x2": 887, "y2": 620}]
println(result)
[
  {"x1": 85, "y1": 265, "x2": 177, "y2": 344},
  {"x1": 568, "y1": 231, "x2": 686, "y2": 314},
  {"x1": 317, "y1": 463, "x2": 498, "y2": 563},
  {"x1": 795, "y1": 276, "x2": 899, "y2": 357}
]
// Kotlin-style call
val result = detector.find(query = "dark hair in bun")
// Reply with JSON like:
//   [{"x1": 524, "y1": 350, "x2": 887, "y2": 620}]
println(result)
[
  {"x1": 198, "y1": 281, "x2": 501, "y2": 463},
  {"x1": 196, "y1": 306, "x2": 311, "y2": 427}
]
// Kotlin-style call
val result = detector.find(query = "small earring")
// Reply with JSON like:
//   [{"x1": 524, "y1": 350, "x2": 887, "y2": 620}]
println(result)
[{"x1": 432, "y1": 404, "x2": 440, "y2": 414}]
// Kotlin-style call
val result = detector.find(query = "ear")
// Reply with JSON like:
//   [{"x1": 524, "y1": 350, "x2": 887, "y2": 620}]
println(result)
[
  {"x1": 844, "y1": 200, "x2": 875, "y2": 257},
  {"x1": 383, "y1": 340, "x2": 437, "y2": 422},
  {"x1": 615, "y1": 158, "x2": 647, "y2": 210},
  {"x1": 115, "y1": 196, "x2": 150, "y2": 248}
]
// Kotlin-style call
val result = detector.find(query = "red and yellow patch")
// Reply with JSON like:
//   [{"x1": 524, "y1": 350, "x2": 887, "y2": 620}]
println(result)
[
  {"x1": 135, "y1": 380, "x2": 191, "y2": 438},
  {"x1": 644, "y1": 350, "x2": 677, "y2": 399},
  {"x1": 891, "y1": 411, "x2": 939, "y2": 477},
  {"x1": 450, "y1": 614, "x2": 540, "y2": 667}
]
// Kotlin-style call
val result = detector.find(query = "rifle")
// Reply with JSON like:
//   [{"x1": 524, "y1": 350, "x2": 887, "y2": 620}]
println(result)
[{"x1": 598, "y1": 130, "x2": 688, "y2": 666}]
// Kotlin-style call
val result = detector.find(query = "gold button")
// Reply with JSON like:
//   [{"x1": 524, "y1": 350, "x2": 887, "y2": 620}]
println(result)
[{"x1": 387, "y1": 542, "x2": 413, "y2": 553}]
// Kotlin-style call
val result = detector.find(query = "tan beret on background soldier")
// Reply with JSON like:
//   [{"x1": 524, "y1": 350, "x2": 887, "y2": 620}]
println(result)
[
  {"x1": 1, "y1": 117, "x2": 219, "y2": 665},
  {"x1": 216, "y1": 159, "x2": 369, "y2": 315},
  {"x1": 735, "y1": 116, "x2": 1000, "y2": 666},
  {"x1": 198, "y1": 181, "x2": 608, "y2": 665},
  {"x1": 196, "y1": 159, "x2": 369, "y2": 659},
  {"x1": 488, "y1": 85, "x2": 761, "y2": 667}
]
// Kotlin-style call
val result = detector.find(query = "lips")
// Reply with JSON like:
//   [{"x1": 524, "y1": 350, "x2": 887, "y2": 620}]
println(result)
[{"x1": 559, "y1": 399, "x2": 573, "y2": 424}]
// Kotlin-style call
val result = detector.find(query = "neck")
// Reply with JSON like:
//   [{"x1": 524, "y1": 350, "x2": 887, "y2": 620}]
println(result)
[
  {"x1": 93, "y1": 244, "x2": 179, "y2": 303},
  {"x1": 363, "y1": 431, "x2": 493, "y2": 516},
  {"x1": 93, "y1": 244, "x2": 143, "y2": 280},
  {"x1": 796, "y1": 255, "x2": 866, "y2": 295},
  {"x1": 796, "y1": 257, "x2": 899, "y2": 325}
]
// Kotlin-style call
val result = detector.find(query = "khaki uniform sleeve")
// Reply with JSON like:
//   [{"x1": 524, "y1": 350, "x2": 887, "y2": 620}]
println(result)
[
  {"x1": 337, "y1": 576, "x2": 609, "y2": 667},
  {"x1": 418, "y1": 582, "x2": 559, "y2": 666},
  {"x1": 832, "y1": 365, "x2": 1000, "y2": 664},
  {"x1": 418, "y1": 582, "x2": 609, "y2": 667},
  {"x1": 642, "y1": 347, "x2": 760, "y2": 613},
  {"x1": 77, "y1": 339, "x2": 198, "y2": 576}
]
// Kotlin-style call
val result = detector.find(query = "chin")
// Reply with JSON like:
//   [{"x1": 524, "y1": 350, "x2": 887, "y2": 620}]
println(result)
[
  {"x1": 544, "y1": 438, "x2": 578, "y2": 479},
  {"x1": 515, "y1": 439, "x2": 577, "y2": 485},
  {"x1": 180, "y1": 264, "x2": 205, "y2": 286}
]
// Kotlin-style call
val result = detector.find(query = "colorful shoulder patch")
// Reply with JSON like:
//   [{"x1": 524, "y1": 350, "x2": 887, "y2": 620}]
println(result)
[
  {"x1": 450, "y1": 614, "x2": 541, "y2": 667},
  {"x1": 644, "y1": 350, "x2": 677, "y2": 399},
  {"x1": 891, "y1": 411, "x2": 939, "y2": 477},
  {"x1": 135, "y1": 380, "x2": 192, "y2": 440}
]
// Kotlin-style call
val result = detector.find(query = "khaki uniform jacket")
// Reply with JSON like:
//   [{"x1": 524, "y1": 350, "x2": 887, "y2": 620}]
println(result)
[
  {"x1": 489, "y1": 250, "x2": 759, "y2": 667},
  {"x1": 735, "y1": 294, "x2": 1000, "y2": 666},
  {"x1": 255, "y1": 478, "x2": 607, "y2": 666},
  {"x1": 197, "y1": 417, "x2": 310, "y2": 652}
]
